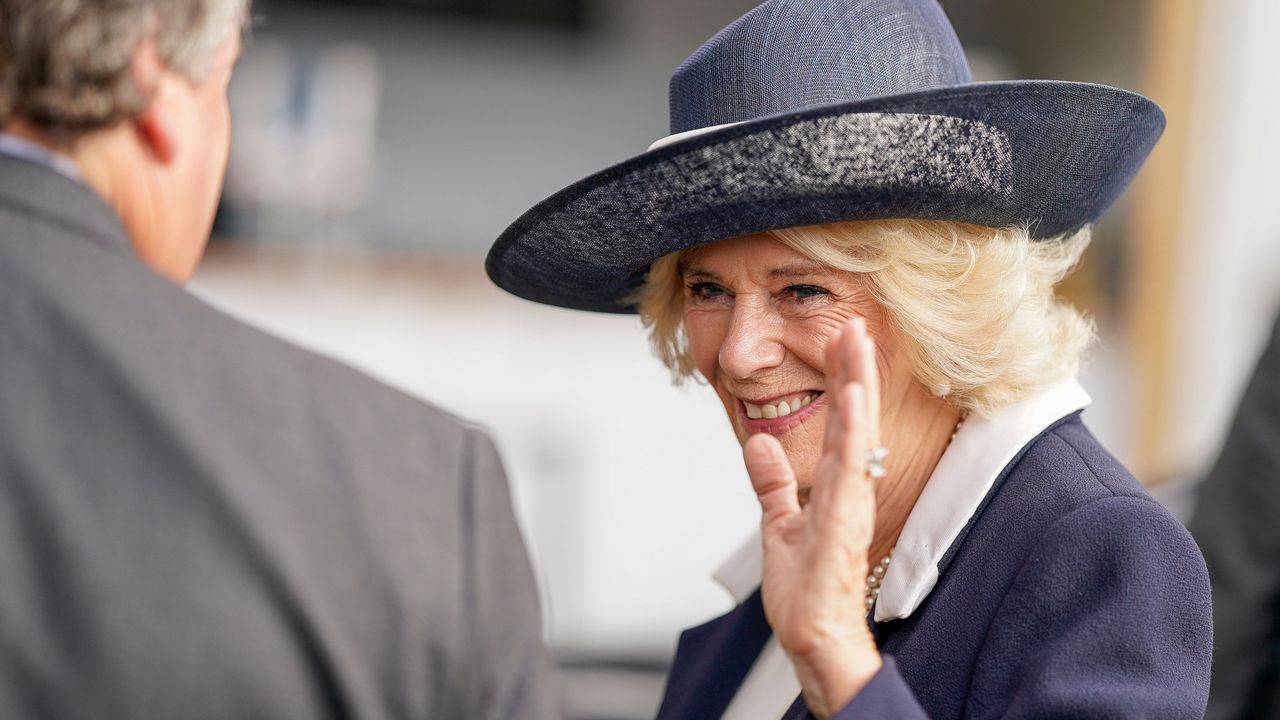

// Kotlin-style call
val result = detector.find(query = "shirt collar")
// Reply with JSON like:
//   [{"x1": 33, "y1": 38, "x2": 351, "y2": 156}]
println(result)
[
  {"x1": 713, "y1": 525, "x2": 766, "y2": 605},
  {"x1": 713, "y1": 378, "x2": 1092, "y2": 620},
  {"x1": 0, "y1": 133, "x2": 83, "y2": 182}
]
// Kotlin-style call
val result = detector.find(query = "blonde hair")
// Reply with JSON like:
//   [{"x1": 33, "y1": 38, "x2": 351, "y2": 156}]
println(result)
[{"x1": 634, "y1": 219, "x2": 1095, "y2": 418}]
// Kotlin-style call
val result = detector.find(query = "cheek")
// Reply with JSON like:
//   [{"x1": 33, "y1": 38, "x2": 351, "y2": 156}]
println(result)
[
  {"x1": 201, "y1": 95, "x2": 232, "y2": 174},
  {"x1": 794, "y1": 301, "x2": 890, "y2": 371},
  {"x1": 683, "y1": 309, "x2": 727, "y2": 379},
  {"x1": 774, "y1": 409, "x2": 827, "y2": 485},
  {"x1": 788, "y1": 322, "x2": 840, "y2": 373},
  {"x1": 684, "y1": 309, "x2": 746, "y2": 436},
  {"x1": 192, "y1": 99, "x2": 232, "y2": 216}
]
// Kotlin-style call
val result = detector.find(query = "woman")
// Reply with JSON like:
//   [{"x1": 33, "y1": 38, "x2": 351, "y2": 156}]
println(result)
[{"x1": 487, "y1": 0, "x2": 1212, "y2": 717}]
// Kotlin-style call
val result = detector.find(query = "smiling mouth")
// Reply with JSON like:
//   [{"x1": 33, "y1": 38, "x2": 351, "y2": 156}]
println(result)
[{"x1": 742, "y1": 392, "x2": 823, "y2": 420}]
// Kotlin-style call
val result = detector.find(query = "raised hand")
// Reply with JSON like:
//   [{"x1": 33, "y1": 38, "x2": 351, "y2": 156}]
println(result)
[{"x1": 742, "y1": 317, "x2": 884, "y2": 718}]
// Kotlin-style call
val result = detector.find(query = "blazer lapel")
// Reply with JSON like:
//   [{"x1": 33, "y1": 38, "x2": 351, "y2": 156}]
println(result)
[
  {"x1": 780, "y1": 694, "x2": 809, "y2": 720},
  {"x1": 655, "y1": 588, "x2": 773, "y2": 719}
]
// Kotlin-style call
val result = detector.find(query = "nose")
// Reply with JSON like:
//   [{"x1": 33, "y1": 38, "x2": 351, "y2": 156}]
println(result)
[{"x1": 717, "y1": 298, "x2": 786, "y2": 380}]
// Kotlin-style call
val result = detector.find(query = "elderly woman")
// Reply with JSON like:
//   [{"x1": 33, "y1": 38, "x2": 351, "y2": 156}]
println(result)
[{"x1": 488, "y1": 0, "x2": 1211, "y2": 717}]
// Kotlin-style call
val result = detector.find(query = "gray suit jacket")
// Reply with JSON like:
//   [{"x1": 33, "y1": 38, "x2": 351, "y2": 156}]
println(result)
[
  {"x1": 0, "y1": 153, "x2": 564, "y2": 719},
  {"x1": 1191, "y1": 312, "x2": 1280, "y2": 720}
]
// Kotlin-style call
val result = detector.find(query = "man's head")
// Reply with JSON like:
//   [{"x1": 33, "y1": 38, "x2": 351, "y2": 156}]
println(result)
[{"x1": 0, "y1": 0, "x2": 250, "y2": 282}]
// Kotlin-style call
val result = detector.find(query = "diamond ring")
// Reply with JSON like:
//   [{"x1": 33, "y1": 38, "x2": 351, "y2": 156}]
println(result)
[{"x1": 866, "y1": 446, "x2": 889, "y2": 479}]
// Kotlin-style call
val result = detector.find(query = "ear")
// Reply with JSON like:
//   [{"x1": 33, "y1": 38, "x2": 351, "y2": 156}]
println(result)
[
  {"x1": 128, "y1": 38, "x2": 178, "y2": 165},
  {"x1": 134, "y1": 100, "x2": 177, "y2": 165}
]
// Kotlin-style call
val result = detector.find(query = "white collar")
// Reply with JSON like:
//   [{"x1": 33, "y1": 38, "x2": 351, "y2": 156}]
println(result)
[
  {"x1": 713, "y1": 378, "x2": 1092, "y2": 622},
  {"x1": 0, "y1": 133, "x2": 83, "y2": 182}
]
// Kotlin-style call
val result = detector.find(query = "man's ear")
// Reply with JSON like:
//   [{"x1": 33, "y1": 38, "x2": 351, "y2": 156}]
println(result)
[
  {"x1": 129, "y1": 38, "x2": 177, "y2": 165},
  {"x1": 135, "y1": 101, "x2": 177, "y2": 164}
]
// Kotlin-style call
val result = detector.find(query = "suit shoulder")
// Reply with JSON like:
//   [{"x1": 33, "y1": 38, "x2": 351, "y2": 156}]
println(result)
[
  {"x1": 1008, "y1": 415, "x2": 1152, "y2": 507},
  {"x1": 184, "y1": 286, "x2": 475, "y2": 433},
  {"x1": 6, "y1": 234, "x2": 491, "y2": 476},
  {"x1": 967, "y1": 416, "x2": 1197, "y2": 576},
  {"x1": 1008, "y1": 422, "x2": 1208, "y2": 595},
  {"x1": 203, "y1": 301, "x2": 490, "y2": 463}
]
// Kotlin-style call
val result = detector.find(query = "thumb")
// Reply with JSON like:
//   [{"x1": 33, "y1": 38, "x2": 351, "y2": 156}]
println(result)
[{"x1": 744, "y1": 433, "x2": 801, "y2": 527}]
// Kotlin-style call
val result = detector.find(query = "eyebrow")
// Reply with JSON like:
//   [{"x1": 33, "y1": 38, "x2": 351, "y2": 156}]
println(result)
[
  {"x1": 680, "y1": 261, "x2": 829, "y2": 281},
  {"x1": 681, "y1": 267, "x2": 722, "y2": 282},
  {"x1": 766, "y1": 262, "x2": 829, "y2": 279}
]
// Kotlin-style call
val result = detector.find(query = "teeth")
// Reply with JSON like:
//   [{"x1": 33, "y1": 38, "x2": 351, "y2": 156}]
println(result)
[{"x1": 746, "y1": 393, "x2": 819, "y2": 420}]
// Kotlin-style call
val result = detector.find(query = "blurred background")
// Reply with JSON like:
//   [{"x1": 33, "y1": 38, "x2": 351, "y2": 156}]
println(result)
[{"x1": 189, "y1": 0, "x2": 1280, "y2": 716}]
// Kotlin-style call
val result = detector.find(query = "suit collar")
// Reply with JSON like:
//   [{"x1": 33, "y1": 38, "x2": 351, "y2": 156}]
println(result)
[
  {"x1": 0, "y1": 133, "x2": 83, "y2": 182},
  {"x1": 712, "y1": 527, "x2": 764, "y2": 605},
  {"x1": 0, "y1": 150, "x2": 132, "y2": 257}
]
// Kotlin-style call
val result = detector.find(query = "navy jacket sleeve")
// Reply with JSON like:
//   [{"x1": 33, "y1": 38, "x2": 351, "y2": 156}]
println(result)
[
  {"x1": 832, "y1": 495, "x2": 1212, "y2": 719},
  {"x1": 831, "y1": 657, "x2": 929, "y2": 719}
]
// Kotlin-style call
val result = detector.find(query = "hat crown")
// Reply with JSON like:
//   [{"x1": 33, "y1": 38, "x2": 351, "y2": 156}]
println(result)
[{"x1": 669, "y1": 0, "x2": 972, "y2": 134}]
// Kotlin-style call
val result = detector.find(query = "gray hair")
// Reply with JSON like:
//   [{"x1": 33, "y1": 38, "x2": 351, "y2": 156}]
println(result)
[{"x1": 0, "y1": 0, "x2": 250, "y2": 142}]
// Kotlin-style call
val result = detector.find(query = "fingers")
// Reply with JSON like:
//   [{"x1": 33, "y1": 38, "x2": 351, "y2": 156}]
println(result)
[
  {"x1": 822, "y1": 317, "x2": 882, "y2": 464},
  {"x1": 822, "y1": 324, "x2": 852, "y2": 453},
  {"x1": 853, "y1": 325, "x2": 881, "y2": 449},
  {"x1": 842, "y1": 382, "x2": 868, "y2": 476},
  {"x1": 842, "y1": 382, "x2": 871, "y2": 491},
  {"x1": 810, "y1": 381, "x2": 871, "y2": 513},
  {"x1": 744, "y1": 433, "x2": 801, "y2": 527}
]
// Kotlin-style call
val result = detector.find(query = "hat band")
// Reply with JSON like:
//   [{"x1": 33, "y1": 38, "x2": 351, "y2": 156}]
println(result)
[
  {"x1": 637, "y1": 113, "x2": 1014, "y2": 212},
  {"x1": 647, "y1": 121, "x2": 748, "y2": 152}
]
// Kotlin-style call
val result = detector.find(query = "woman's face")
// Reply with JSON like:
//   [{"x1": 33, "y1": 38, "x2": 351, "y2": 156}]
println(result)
[{"x1": 682, "y1": 233, "x2": 899, "y2": 492}]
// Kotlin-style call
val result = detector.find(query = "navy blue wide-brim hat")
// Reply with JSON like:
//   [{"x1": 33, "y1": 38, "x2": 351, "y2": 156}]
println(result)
[{"x1": 486, "y1": 0, "x2": 1165, "y2": 314}]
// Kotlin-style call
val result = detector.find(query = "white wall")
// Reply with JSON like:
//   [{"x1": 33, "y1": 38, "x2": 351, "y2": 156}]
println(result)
[{"x1": 1171, "y1": 0, "x2": 1280, "y2": 476}]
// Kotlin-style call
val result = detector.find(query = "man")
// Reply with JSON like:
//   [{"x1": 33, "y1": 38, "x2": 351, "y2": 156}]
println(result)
[{"x1": 0, "y1": 2, "x2": 563, "y2": 717}]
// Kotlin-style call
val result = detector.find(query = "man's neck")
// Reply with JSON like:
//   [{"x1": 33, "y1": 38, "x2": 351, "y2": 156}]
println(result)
[{"x1": 1, "y1": 119, "x2": 165, "y2": 279}]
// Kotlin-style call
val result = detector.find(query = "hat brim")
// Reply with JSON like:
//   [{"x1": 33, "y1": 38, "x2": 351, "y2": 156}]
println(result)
[{"x1": 486, "y1": 80, "x2": 1164, "y2": 314}]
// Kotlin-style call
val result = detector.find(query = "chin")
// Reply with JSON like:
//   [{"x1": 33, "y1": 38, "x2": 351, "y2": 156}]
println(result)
[
  {"x1": 767, "y1": 435, "x2": 821, "y2": 485},
  {"x1": 728, "y1": 414, "x2": 822, "y2": 485}
]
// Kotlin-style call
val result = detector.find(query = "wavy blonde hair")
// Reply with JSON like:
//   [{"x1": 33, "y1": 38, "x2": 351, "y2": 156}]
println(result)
[{"x1": 633, "y1": 219, "x2": 1095, "y2": 418}]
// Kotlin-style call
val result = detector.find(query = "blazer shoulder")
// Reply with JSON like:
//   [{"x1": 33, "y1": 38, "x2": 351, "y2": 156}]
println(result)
[
  {"x1": 979, "y1": 415, "x2": 1204, "y2": 582},
  {"x1": 968, "y1": 491, "x2": 1213, "y2": 718},
  {"x1": 1010, "y1": 414, "x2": 1153, "y2": 507},
  {"x1": 955, "y1": 415, "x2": 1194, "y2": 582}
]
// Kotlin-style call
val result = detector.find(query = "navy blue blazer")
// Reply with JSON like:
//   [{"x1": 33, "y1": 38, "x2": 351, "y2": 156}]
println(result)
[{"x1": 656, "y1": 413, "x2": 1212, "y2": 719}]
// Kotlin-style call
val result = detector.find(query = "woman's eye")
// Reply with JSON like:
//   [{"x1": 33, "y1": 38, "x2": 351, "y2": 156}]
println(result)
[
  {"x1": 687, "y1": 282, "x2": 728, "y2": 302},
  {"x1": 784, "y1": 284, "x2": 831, "y2": 302}
]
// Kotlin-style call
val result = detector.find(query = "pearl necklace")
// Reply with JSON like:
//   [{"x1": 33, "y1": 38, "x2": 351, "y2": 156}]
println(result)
[
  {"x1": 864, "y1": 553, "x2": 892, "y2": 610},
  {"x1": 863, "y1": 414, "x2": 966, "y2": 612}
]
